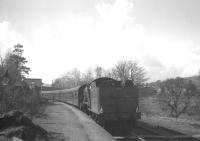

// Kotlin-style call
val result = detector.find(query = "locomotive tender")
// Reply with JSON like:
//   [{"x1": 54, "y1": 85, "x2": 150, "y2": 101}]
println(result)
[{"x1": 42, "y1": 77, "x2": 141, "y2": 125}]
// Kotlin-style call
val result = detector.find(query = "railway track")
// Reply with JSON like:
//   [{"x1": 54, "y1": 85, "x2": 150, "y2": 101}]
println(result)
[
  {"x1": 105, "y1": 121, "x2": 200, "y2": 141},
  {"x1": 57, "y1": 101, "x2": 199, "y2": 141},
  {"x1": 114, "y1": 135, "x2": 197, "y2": 141}
]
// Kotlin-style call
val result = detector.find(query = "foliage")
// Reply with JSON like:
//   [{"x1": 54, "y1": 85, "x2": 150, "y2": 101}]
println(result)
[
  {"x1": 158, "y1": 77, "x2": 197, "y2": 118},
  {"x1": 5, "y1": 44, "x2": 30, "y2": 83},
  {"x1": 0, "y1": 44, "x2": 40, "y2": 115}
]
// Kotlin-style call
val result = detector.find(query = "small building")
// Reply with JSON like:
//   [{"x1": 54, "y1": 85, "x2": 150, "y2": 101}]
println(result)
[{"x1": 23, "y1": 78, "x2": 43, "y2": 90}]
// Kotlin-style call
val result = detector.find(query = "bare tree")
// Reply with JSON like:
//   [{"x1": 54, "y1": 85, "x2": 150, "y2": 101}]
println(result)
[
  {"x1": 52, "y1": 77, "x2": 66, "y2": 88},
  {"x1": 104, "y1": 69, "x2": 115, "y2": 79},
  {"x1": 70, "y1": 68, "x2": 81, "y2": 86},
  {"x1": 52, "y1": 60, "x2": 147, "y2": 88},
  {"x1": 158, "y1": 77, "x2": 197, "y2": 118},
  {"x1": 52, "y1": 68, "x2": 82, "y2": 88},
  {"x1": 112, "y1": 60, "x2": 148, "y2": 85},
  {"x1": 113, "y1": 61, "x2": 129, "y2": 82},
  {"x1": 94, "y1": 66, "x2": 104, "y2": 78},
  {"x1": 82, "y1": 69, "x2": 94, "y2": 83}
]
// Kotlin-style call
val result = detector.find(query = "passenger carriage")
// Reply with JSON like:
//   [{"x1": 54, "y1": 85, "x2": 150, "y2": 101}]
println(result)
[{"x1": 42, "y1": 87, "x2": 80, "y2": 107}]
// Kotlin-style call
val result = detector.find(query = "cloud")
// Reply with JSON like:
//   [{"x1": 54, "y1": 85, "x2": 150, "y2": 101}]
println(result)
[
  {"x1": 26, "y1": 0, "x2": 139, "y2": 83},
  {"x1": 28, "y1": 0, "x2": 200, "y2": 83},
  {"x1": 96, "y1": 0, "x2": 135, "y2": 28},
  {"x1": 94, "y1": 0, "x2": 200, "y2": 81},
  {"x1": 142, "y1": 37, "x2": 200, "y2": 81},
  {"x1": 0, "y1": 21, "x2": 27, "y2": 56},
  {"x1": 2, "y1": 0, "x2": 200, "y2": 83}
]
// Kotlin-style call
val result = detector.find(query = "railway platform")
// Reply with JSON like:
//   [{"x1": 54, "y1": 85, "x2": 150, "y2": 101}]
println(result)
[{"x1": 33, "y1": 102, "x2": 115, "y2": 141}]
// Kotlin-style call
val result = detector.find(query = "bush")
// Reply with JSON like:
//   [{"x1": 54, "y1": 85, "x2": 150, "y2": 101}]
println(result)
[{"x1": 0, "y1": 82, "x2": 42, "y2": 116}]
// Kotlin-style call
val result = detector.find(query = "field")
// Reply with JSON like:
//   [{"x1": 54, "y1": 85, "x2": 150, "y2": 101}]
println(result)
[{"x1": 139, "y1": 92, "x2": 200, "y2": 135}]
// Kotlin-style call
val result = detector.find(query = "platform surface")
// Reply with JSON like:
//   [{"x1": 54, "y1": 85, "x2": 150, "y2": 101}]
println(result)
[{"x1": 34, "y1": 102, "x2": 115, "y2": 141}]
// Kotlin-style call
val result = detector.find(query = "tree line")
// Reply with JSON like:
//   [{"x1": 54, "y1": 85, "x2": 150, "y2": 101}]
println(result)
[
  {"x1": 52, "y1": 60, "x2": 148, "y2": 89},
  {"x1": 52, "y1": 55, "x2": 200, "y2": 119}
]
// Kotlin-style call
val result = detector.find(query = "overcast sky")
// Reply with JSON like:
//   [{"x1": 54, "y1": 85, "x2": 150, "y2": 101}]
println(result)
[{"x1": 0, "y1": 0, "x2": 200, "y2": 83}]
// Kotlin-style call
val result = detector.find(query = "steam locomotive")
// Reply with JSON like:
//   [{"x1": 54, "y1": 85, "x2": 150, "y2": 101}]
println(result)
[{"x1": 42, "y1": 77, "x2": 141, "y2": 126}]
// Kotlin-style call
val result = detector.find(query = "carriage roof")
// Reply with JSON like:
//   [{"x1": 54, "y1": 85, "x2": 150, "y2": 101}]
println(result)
[{"x1": 42, "y1": 86, "x2": 80, "y2": 94}]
